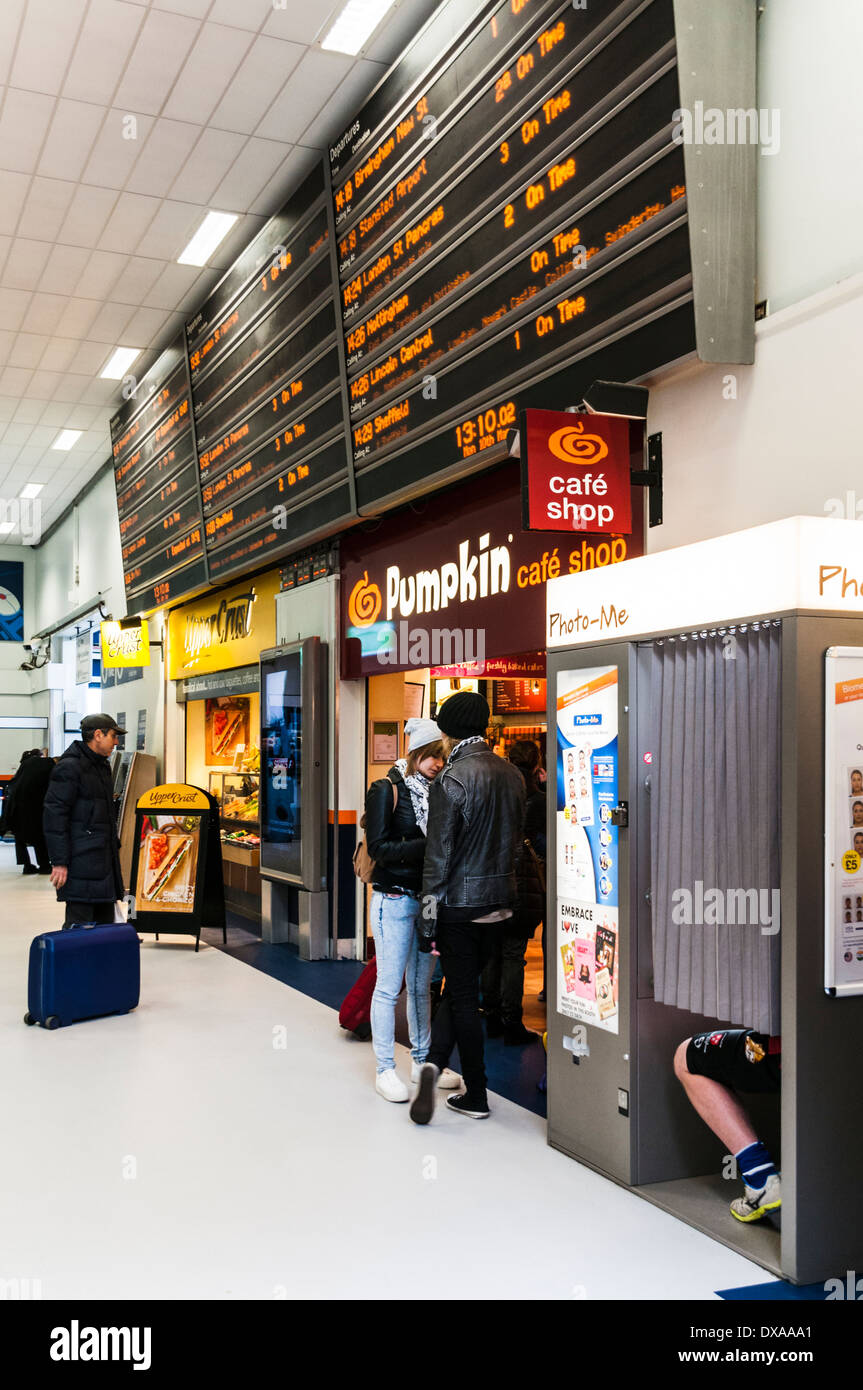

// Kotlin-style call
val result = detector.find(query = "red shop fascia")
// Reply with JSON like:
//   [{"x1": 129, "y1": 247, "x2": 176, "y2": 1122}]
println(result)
[{"x1": 340, "y1": 461, "x2": 643, "y2": 678}]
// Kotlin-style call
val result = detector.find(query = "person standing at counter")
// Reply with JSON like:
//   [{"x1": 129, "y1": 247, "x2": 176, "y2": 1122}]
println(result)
[{"x1": 365, "y1": 717, "x2": 460, "y2": 1103}]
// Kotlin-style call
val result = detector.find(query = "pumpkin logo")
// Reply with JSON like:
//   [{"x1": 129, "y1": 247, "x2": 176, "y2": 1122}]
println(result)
[
  {"x1": 547, "y1": 419, "x2": 609, "y2": 466},
  {"x1": 348, "y1": 571, "x2": 382, "y2": 627}
]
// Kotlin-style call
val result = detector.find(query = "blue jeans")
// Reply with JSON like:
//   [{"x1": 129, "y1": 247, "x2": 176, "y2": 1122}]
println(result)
[{"x1": 370, "y1": 891, "x2": 435, "y2": 1074}]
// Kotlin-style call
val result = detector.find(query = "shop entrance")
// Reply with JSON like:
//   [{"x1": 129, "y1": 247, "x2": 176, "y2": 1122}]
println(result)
[{"x1": 364, "y1": 658, "x2": 549, "y2": 1041}]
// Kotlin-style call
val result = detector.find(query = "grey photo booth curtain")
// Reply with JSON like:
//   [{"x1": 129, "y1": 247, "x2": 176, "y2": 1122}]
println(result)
[{"x1": 648, "y1": 622, "x2": 782, "y2": 1035}]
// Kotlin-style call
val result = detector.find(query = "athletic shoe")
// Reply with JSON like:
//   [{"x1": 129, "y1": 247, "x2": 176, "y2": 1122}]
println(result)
[
  {"x1": 446, "y1": 1093, "x2": 490, "y2": 1119},
  {"x1": 503, "y1": 1022, "x2": 540, "y2": 1046},
  {"x1": 410, "y1": 1062, "x2": 462, "y2": 1089},
  {"x1": 375, "y1": 1068, "x2": 409, "y2": 1103},
  {"x1": 730, "y1": 1173, "x2": 782, "y2": 1223},
  {"x1": 409, "y1": 1064, "x2": 439, "y2": 1124}
]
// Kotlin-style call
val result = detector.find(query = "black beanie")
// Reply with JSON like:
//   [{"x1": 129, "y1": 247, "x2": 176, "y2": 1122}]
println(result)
[{"x1": 436, "y1": 691, "x2": 490, "y2": 739}]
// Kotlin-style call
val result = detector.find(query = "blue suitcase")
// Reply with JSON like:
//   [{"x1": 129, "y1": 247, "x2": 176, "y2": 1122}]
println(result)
[{"x1": 24, "y1": 923, "x2": 140, "y2": 1029}]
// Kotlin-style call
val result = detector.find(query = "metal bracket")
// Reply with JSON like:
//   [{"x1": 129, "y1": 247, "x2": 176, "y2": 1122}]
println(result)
[
  {"x1": 630, "y1": 431, "x2": 663, "y2": 527},
  {"x1": 610, "y1": 801, "x2": 629, "y2": 828}
]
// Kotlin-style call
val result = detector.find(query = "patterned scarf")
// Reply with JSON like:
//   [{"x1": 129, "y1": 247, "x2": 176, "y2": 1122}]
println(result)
[{"x1": 394, "y1": 757, "x2": 433, "y2": 835}]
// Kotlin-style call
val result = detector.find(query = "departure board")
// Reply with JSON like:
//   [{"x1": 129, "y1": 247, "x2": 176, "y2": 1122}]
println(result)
[
  {"x1": 186, "y1": 162, "x2": 352, "y2": 589},
  {"x1": 110, "y1": 337, "x2": 207, "y2": 612},
  {"x1": 329, "y1": 0, "x2": 696, "y2": 502}
]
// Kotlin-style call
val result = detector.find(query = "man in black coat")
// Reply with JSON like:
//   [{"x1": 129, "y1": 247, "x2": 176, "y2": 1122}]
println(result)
[
  {"x1": 3, "y1": 750, "x2": 54, "y2": 873},
  {"x1": 411, "y1": 692, "x2": 525, "y2": 1124},
  {"x1": 43, "y1": 715, "x2": 125, "y2": 925}
]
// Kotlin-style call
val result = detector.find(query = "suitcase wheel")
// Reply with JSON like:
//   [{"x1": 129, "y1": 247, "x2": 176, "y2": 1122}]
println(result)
[
  {"x1": 45, "y1": 1016, "x2": 61, "y2": 1030},
  {"x1": 23, "y1": 1012, "x2": 35, "y2": 1026}
]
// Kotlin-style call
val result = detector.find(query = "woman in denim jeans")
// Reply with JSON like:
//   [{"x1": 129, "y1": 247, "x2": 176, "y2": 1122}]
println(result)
[{"x1": 364, "y1": 718, "x2": 461, "y2": 1103}]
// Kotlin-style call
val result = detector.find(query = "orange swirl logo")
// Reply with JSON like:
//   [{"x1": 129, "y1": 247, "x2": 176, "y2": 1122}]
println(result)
[
  {"x1": 547, "y1": 420, "x2": 609, "y2": 466},
  {"x1": 348, "y1": 571, "x2": 382, "y2": 627}
]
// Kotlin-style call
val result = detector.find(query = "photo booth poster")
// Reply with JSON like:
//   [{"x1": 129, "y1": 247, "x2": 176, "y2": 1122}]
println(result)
[
  {"x1": 825, "y1": 649, "x2": 863, "y2": 995},
  {"x1": 0, "y1": 562, "x2": 24, "y2": 642},
  {"x1": 555, "y1": 665, "x2": 620, "y2": 1032}
]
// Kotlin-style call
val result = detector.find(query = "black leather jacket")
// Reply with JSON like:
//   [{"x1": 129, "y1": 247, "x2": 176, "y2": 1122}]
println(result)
[
  {"x1": 420, "y1": 741, "x2": 525, "y2": 932},
  {"x1": 364, "y1": 767, "x2": 425, "y2": 893}
]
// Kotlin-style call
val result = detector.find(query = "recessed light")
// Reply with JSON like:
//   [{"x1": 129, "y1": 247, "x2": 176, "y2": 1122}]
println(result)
[
  {"x1": 52, "y1": 430, "x2": 82, "y2": 451},
  {"x1": 177, "y1": 211, "x2": 238, "y2": 267},
  {"x1": 321, "y1": 0, "x2": 394, "y2": 54},
  {"x1": 20, "y1": 483, "x2": 43, "y2": 499},
  {"x1": 100, "y1": 347, "x2": 140, "y2": 380}
]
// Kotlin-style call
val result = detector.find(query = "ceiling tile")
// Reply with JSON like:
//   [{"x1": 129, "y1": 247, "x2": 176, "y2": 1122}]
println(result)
[
  {"x1": 163, "y1": 23, "x2": 253, "y2": 125},
  {"x1": 0, "y1": 288, "x2": 33, "y2": 333},
  {"x1": 256, "y1": 47, "x2": 354, "y2": 143},
  {"x1": 57, "y1": 184, "x2": 119, "y2": 249},
  {"x1": 150, "y1": 0, "x2": 211, "y2": 17},
  {"x1": 85, "y1": 301, "x2": 136, "y2": 344},
  {"x1": 68, "y1": 340, "x2": 119, "y2": 375},
  {"x1": 0, "y1": 172, "x2": 30, "y2": 238},
  {"x1": 0, "y1": 330, "x2": 16, "y2": 365},
  {"x1": 0, "y1": 89, "x2": 56, "y2": 175},
  {"x1": 9, "y1": 0, "x2": 87, "y2": 97},
  {"x1": 16, "y1": 178, "x2": 77, "y2": 241},
  {"x1": 262, "y1": 4, "x2": 336, "y2": 44},
  {"x1": 73, "y1": 249, "x2": 128, "y2": 300},
  {"x1": 169, "y1": 127, "x2": 247, "y2": 205},
  {"x1": 63, "y1": 0, "x2": 145, "y2": 106},
  {"x1": 211, "y1": 35, "x2": 304, "y2": 135},
  {"x1": 207, "y1": 0, "x2": 273, "y2": 29},
  {"x1": 61, "y1": 404, "x2": 102, "y2": 430},
  {"x1": 2, "y1": 239, "x2": 50, "y2": 292},
  {"x1": 13, "y1": 398, "x2": 46, "y2": 424},
  {"x1": 38, "y1": 401, "x2": 73, "y2": 426},
  {"x1": 297, "y1": 58, "x2": 387, "y2": 150},
  {"x1": 21, "y1": 293, "x2": 66, "y2": 336},
  {"x1": 125, "y1": 120, "x2": 201, "y2": 198},
  {"x1": 133, "y1": 199, "x2": 202, "y2": 260},
  {"x1": 9, "y1": 333, "x2": 49, "y2": 370},
  {"x1": 27, "y1": 372, "x2": 64, "y2": 400},
  {"x1": 39, "y1": 339, "x2": 79, "y2": 373},
  {"x1": 120, "y1": 305, "x2": 173, "y2": 345},
  {"x1": 1, "y1": 423, "x2": 34, "y2": 446},
  {"x1": 24, "y1": 424, "x2": 60, "y2": 448},
  {"x1": 54, "y1": 297, "x2": 101, "y2": 338},
  {"x1": 38, "y1": 99, "x2": 106, "y2": 182},
  {"x1": 75, "y1": 377, "x2": 119, "y2": 405},
  {"x1": 81, "y1": 109, "x2": 156, "y2": 190},
  {"x1": 114, "y1": 8, "x2": 201, "y2": 117},
  {"x1": 106, "y1": 253, "x2": 165, "y2": 304},
  {"x1": 37, "y1": 243, "x2": 92, "y2": 296},
  {"x1": 141, "y1": 260, "x2": 202, "y2": 310},
  {"x1": 51, "y1": 374, "x2": 87, "y2": 402},
  {"x1": 0, "y1": 2, "x2": 25, "y2": 88},
  {"x1": 0, "y1": 367, "x2": 34, "y2": 396},
  {"x1": 210, "y1": 136, "x2": 292, "y2": 211},
  {"x1": 97, "y1": 192, "x2": 161, "y2": 254}
]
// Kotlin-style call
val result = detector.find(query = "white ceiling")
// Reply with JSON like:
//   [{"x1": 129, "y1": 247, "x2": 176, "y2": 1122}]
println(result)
[{"x1": 0, "y1": 0, "x2": 440, "y2": 541}]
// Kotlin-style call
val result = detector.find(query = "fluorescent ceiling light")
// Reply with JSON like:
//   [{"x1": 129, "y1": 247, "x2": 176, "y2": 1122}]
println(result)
[
  {"x1": 0, "y1": 521, "x2": 15, "y2": 535},
  {"x1": 20, "y1": 483, "x2": 43, "y2": 499},
  {"x1": 321, "y1": 0, "x2": 394, "y2": 54},
  {"x1": 100, "y1": 346, "x2": 140, "y2": 379},
  {"x1": 177, "y1": 211, "x2": 238, "y2": 267},
  {"x1": 52, "y1": 430, "x2": 82, "y2": 451}
]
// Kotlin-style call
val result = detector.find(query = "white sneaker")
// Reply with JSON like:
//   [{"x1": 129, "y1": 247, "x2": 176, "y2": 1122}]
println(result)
[
  {"x1": 411, "y1": 1062, "x2": 463, "y2": 1089},
  {"x1": 375, "y1": 1068, "x2": 409, "y2": 1103}
]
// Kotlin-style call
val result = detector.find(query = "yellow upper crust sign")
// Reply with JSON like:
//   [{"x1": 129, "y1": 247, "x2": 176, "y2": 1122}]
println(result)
[
  {"x1": 167, "y1": 569, "x2": 280, "y2": 681},
  {"x1": 137, "y1": 783, "x2": 210, "y2": 812},
  {"x1": 101, "y1": 620, "x2": 150, "y2": 668}
]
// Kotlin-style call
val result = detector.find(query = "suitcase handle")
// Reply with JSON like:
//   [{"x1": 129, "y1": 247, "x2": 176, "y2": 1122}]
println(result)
[{"x1": 61, "y1": 923, "x2": 98, "y2": 931}]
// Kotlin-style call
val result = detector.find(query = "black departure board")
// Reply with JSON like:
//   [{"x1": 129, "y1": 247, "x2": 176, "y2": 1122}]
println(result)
[
  {"x1": 110, "y1": 0, "x2": 751, "y2": 613},
  {"x1": 186, "y1": 162, "x2": 352, "y2": 590},
  {"x1": 110, "y1": 337, "x2": 207, "y2": 612},
  {"x1": 329, "y1": 0, "x2": 695, "y2": 496}
]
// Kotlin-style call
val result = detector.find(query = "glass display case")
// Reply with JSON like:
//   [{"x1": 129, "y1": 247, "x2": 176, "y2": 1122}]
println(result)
[{"x1": 208, "y1": 772, "x2": 260, "y2": 855}]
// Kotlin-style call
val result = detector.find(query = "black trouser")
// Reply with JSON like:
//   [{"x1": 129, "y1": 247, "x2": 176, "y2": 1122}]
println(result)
[
  {"x1": 18, "y1": 831, "x2": 50, "y2": 871},
  {"x1": 481, "y1": 923, "x2": 532, "y2": 1025},
  {"x1": 63, "y1": 901, "x2": 114, "y2": 925},
  {"x1": 427, "y1": 921, "x2": 497, "y2": 1103}
]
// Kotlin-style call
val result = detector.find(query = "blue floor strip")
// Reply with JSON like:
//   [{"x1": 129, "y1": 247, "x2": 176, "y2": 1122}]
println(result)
[
  {"x1": 202, "y1": 919, "x2": 547, "y2": 1118},
  {"x1": 718, "y1": 1279, "x2": 835, "y2": 1300}
]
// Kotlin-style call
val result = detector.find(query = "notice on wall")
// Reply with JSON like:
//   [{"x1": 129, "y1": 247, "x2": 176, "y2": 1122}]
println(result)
[
  {"x1": 824, "y1": 648, "x2": 863, "y2": 996},
  {"x1": 116, "y1": 712, "x2": 126, "y2": 751},
  {"x1": 136, "y1": 710, "x2": 147, "y2": 752},
  {"x1": 555, "y1": 666, "x2": 620, "y2": 1032}
]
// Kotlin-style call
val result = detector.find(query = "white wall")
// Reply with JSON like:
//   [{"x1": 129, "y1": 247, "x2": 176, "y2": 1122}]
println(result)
[
  {"x1": 757, "y1": 0, "x2": 863, "y2": 314},
  {"x1": 34, "y1": 470, "x2": 125, "y2": 635}
]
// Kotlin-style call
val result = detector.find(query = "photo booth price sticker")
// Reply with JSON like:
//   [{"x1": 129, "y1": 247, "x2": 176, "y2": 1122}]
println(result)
[
  {"x1": 555, "y1": 665, "x2": 620, "y2": 1033},
  {"x1": 824, "y1": 649, "x2": 863, "y2": 996}
]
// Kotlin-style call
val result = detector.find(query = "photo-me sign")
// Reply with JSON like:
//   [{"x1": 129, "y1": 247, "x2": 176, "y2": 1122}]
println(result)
[
  {"x1": 521, "y1": 408, "x2": 633, "y2": 533},
  {"x1": 342, "y1": 464, "x2": 642, "y2": 676}
]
